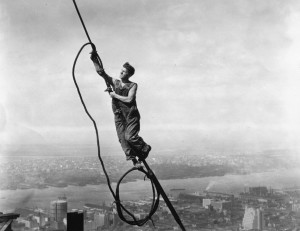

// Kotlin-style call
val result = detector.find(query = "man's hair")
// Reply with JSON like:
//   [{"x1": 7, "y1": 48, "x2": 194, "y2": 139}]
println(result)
[{"x1": 123, "y1": 62, "x2": 135, "y2": 77}]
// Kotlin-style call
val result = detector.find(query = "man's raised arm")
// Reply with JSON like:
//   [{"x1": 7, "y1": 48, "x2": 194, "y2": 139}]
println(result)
[{"x1": 90, "y1": 53, "x2": 114, "y2": 86}]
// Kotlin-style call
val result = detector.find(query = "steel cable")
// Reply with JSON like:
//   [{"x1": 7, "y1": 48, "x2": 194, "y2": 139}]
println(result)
[{"x1": 72, "y1": 42, "x2": 160, "y2": 226}]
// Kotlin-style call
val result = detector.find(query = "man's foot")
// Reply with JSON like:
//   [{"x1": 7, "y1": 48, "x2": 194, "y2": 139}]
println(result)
[
  {"x1": 130, "y1": 158, "x2": 142, "y2": 168},
  {"x1": 138, "y1": 145, "x2": 151, "y2": 161},
  {"x1": 134, "y1": 161, "x2": 143, "y2": 168},
  {"x1": 131, "y1": 157, "x2": 137, "y2": 164}
]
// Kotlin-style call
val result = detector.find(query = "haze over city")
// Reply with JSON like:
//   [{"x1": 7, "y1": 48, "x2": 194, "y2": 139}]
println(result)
[{"x1": 1, "y1": 0, "x2": 300, "y2": 157}]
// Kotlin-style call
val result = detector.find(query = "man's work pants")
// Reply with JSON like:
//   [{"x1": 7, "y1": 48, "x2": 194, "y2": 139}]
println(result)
[{"x1": 114, "y1": 108, "x2": 147, "y2": 160}]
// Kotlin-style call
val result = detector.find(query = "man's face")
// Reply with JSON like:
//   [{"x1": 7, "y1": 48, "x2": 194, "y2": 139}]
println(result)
[{"x1": 120, "y1": 67, "x2": 129, "y2": 79}]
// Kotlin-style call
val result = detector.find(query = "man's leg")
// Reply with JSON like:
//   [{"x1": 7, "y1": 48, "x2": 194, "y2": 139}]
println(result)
[
  {"x1": 125, "y1": 113, "x2": 151, "y2": 159},
  {"x1": 114, "y1": 113, "x2": 137, "y2": 160}
]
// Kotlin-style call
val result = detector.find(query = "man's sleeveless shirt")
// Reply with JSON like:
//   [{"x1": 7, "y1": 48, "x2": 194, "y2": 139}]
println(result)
[{"x1": 112, "y1": 79, "x2": 139, "y2": 117}]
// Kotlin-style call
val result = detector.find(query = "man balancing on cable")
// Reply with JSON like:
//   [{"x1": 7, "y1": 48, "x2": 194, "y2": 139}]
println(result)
[{"x1": 90, "y1": 53, "x2": 151, "y2": 166}]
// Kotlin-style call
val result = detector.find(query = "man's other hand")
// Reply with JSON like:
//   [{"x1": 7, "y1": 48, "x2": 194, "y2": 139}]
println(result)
[
  {"x1": 90, "y1": 52, "x2": 98, "y2": 62},
  {"x1": 109, "y1": 91, "x2": 116, "y2": 98}
]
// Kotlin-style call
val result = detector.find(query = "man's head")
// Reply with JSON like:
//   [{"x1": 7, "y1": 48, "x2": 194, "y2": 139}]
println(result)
[{"x1": 120, "y1": 62, "x2": 135, "y2": 79}]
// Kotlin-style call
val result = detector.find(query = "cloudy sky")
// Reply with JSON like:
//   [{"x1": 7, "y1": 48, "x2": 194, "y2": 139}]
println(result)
[{"x1": 1, "y1": 0, "x2": 300, "y2": 155}]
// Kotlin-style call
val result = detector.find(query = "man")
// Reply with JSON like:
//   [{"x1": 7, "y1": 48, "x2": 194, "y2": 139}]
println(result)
[{"x1": 90, "y1": 53, "x2": 151, "y2": 166}]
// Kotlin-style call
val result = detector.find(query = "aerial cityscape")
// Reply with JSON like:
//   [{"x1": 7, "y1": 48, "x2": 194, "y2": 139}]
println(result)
[{"x1": 1, "y1": 149, "x2": 300, "y2": 230}]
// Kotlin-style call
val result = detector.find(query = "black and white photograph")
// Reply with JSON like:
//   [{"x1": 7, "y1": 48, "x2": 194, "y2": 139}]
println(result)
[{"x1": 1, "y1": 0, "x2": 300, "y2": 230}]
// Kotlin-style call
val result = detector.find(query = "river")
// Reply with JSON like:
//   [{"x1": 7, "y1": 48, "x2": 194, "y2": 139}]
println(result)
[{"x1": 1, "y1": 168, "x2": 300, "y2": 212}]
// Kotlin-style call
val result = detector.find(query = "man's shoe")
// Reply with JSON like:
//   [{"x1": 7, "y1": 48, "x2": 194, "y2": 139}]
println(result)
[
  {"x1": 130, "y1": 157, "x2": 142, "y2": 168},
  {"x1": 131, "y1": 157, "x2": 138, "y2": 165},
  {"x1": 138, "y1": 145, "x2": 151, "y2": 161}
]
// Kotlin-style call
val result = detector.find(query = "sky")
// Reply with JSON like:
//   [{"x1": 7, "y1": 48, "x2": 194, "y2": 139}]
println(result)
[{"x1": 1, "y1": 0, "x2": 300, "y2": 156}]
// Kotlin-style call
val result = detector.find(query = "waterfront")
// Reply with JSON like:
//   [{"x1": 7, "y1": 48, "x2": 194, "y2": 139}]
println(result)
[{"x1": 1, "y1": 167, "x2": 300, "y2": 212}]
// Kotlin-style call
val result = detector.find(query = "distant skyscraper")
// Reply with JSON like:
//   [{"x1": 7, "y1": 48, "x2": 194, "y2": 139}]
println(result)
[
  {"x1": 50, "y1": 198, "x2": 68, "y2": 222},
  {"x1": 67, "y1": 211, "x2": 84, "y2": 231},
  {"x1": 49, "y1": 197, "x2": 67, "y2": 230},
  {"x1": 242, "y1": 206, "x2": 264, "y2": 230}
]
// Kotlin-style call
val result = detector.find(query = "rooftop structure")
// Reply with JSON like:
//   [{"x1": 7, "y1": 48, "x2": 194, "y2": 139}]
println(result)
[{"x1": 0, "y1": 213, "x2": 20, "y2": 231}]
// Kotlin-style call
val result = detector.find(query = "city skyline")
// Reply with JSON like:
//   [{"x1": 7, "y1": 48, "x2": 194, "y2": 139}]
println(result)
[
  {"x1": 1, "y1": 1, "x2": 300, "y2": 157},
  {"x1": 5, "y1": 180, "x2": 300, "y2": 230},
  {"x1": 1, "y1": 148, "x2": 300, "y2": 230}
]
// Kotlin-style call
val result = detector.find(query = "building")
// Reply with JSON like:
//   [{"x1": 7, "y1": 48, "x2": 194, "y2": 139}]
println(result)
[
  {"x1": 112, "y1": 211, "x2": 121, "y2": 226},
  {"x1": 242, "y1": 206, "x2": 264, "y2": 230},
  {"x1": 0, "y1": 213, "x2": 20, "y2": 231},
  {"x1": 203, "y1": 199, "x2": 213, "y2": 209},
  {"x1": 249, "y1": 187, "x2": 268, "y2": 196},
  {"x1": 292, "y1": 202, "x2": 300, "y2": 214},
  {"x1": 50, "y1": 197, "x2": 67, "y2": 230},
  {"x1": 50, "y1": 198, "x2": 67, "y2": 222},
  {"x1": 203, "y1": 199, "x2": 231, "y2": 211},
  {"x1": 84, "y1": 220, "x2": 97, "y2": 231},
  {"x1": 94, "y1": 212, "x2": 106, "y2": 227},
  {"x1": 18, "y1": 215, "x2": 39, "y2": 230},
  {"x1": 33, "y1": 212, "x2": 48, "y2": 227},
  {"x1": 67, "y1": 211, "x2": 84, "y2": 231},
  {"x1": 211, "y1": 200, "x2": 231, "y2": 211}
]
